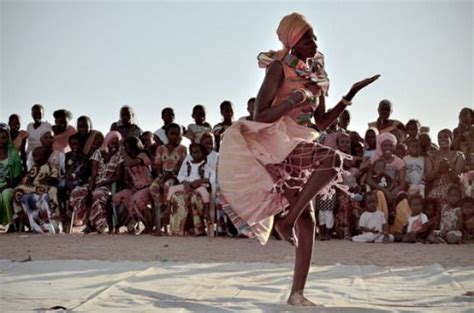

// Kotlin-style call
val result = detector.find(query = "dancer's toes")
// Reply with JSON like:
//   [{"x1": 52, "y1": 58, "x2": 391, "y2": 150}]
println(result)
[{"x1": 287, "y1": 293, "x2": 321, "y2": 306}]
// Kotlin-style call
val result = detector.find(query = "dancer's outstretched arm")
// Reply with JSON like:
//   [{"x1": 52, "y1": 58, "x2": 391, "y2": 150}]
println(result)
[{"x1": 313, "y1": 75, "x2": 380, "y2": 130}]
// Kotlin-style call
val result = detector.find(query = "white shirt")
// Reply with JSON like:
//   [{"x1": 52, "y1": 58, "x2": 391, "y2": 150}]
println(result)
[
  {"x1": 407, "y1": 213, "x2": 428, "y2": 233},
  {"x1": 26, "y1": 121, "x2": 52, "y2": 155},
  {"x1": 182, "y1": 151, "x2": 219, "y2": 179},
  {"x1": 358, "y1": 211, "x2": 386, "y2": 233},
  {"x1": 177, "y1": 159, "x2": 216, "y2": 192}
]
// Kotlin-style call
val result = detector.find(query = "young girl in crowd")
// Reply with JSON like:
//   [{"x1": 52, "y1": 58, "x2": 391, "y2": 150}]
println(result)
[
  {"x1": 402, "y1": 194, "x2": 429, "y2": 243},
  {"x1": 140, "y1": 131, "x2": 158, "y2": 161},
  {"x1": 75, "y1": 115, "x2": 102, "y2": 158},
  {"x1": 363, "y1": 128, "x2": 378, "y2": 160},
  {"x1": 52, "y1": 109, "x2": 77, "y2": 153},
  {"x1": 40, "y1": 130, "x2": 66, "y2": 175},
  {"x1": 241, "y1": 97, "x2": 255, "y2": 121},
  {"x1": 404, "y1": 138, "x2": 425, "y2": 197},
  {"x1": 352, "y1": 191, "x2": 393, "y2": 243},
  {"x1": 8, "y1": 114, "x2": 28, "y2": 173},
  {"x1": 201, "y1": 133, "x2": 219, "y2": 173},
  {"x1": 167, "y1": 143, "x2": 215, "y2": 236},
  {"x1": 368, "y1": 99, "x2": 404, "y2": 134},
  {"x1": 113, "y1": 137, "x2": 154, "y2": 234},
  {"x1": 0, "y1": 124, "x2": 23, "y2": 230},
  {"x1": 405, "y1": 119, "x2": 421, "y2": 144},
  {"x1": 212, "y1": 100, "x2": 234, "y2": 152},
  {"x1": 438, "y1": 184, "x2": 464, "y2": 244},
  {"x1": 70, "y1": 131, "x2": 124, "y2": 233},
  {"x1": 14, "y1": 146, "x2": 60, "y2": 233},
  {"x1": 110, "y1": 105, "x2": 143, "y2": 139},
  {"x1": 26, "y1": 104, "x2": 52, "y2": 170},
  {"x1": 185, "y1": 105, "x2": 212, "y2": 144},
  {"x1": 150, "y1": 123, "x2": 187, "y2": 234},
  {"x1": 154, "y1": 107, "x2": 185, "y2": 145}
]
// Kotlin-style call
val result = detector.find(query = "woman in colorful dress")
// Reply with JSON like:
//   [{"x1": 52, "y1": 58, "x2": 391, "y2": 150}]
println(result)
[
  {"x1": 218, "y1": 13, "x2": 379, "y2": 306},
  {"x1": 0, "y1": 124, "x2": 23, "y2": 230},
  {"x1": 149, "y1": 123, "x2": 187, "y2": 233},
  {"x1": 14, "y1": 146, "x2": 60, "y2": 233},
  {"x1": 113, "y1": 136, "x2": 154, "y2": 233},
  {"x1": 426, "y1": 129, "x2": 465, "y2": 208},
  {"x1": 70, "y1": 131, "x2": 124, "y2": 233}
]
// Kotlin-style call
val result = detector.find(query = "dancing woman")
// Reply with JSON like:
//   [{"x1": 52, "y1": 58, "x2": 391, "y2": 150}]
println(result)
[{"x1": 218, "y1": 12, "x2": 379, "y2": 306}]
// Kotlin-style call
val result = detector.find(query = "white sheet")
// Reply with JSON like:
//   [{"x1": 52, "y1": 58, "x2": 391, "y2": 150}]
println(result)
[{"x1": 0, "y1": 260, "x2": 473, "y2": 312}]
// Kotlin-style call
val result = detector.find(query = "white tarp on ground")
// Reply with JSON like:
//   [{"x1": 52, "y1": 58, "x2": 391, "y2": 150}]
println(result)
[{"x1": 0, "y1": 260, "x2": 473, "y2": 312}]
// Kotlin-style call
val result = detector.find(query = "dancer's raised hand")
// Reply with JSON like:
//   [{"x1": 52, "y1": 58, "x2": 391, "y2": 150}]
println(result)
[{"x1": 346, "y1": 74, "x2": 380, "y2": 100}]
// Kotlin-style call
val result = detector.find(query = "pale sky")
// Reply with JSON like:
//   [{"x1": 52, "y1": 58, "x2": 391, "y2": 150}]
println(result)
[{"x1": 1, "y1": 0, "x2": 472, "y2": 139}]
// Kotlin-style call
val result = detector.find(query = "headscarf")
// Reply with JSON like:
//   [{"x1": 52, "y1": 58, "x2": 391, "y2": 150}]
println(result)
[
  {"x1": 0, "y1": 123, "x2": 23, "y2": 187},
  {"x1": 102, "y1": 131, "x2": 122, "y2": 151},
  {"x1": 259, "y1": 12, "x2": 313, "y2": 65},
  {"x1": 257, "y1": 12, "x2": 330, "y2": 96},
  {"x1": 375, "y1": 132, "x2": 397, "y2": 159}
]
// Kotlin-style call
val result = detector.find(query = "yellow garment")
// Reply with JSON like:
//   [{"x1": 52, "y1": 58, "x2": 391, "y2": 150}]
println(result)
[
  {"x1": 375, "y1": 190, "x2": 389, "y2": 221},
  {"x1": 390, "y1": 198, "x2": 412, "y2": 234}
]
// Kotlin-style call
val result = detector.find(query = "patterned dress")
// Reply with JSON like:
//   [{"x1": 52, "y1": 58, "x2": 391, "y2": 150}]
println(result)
[
  {"x1": 70, "y1": 150, "x2": 124, "y2": 231},
  {"x1": 218, "y1": 59, "x2": 348, "y2": 244},
  {"x1": 149, "y1": 145, "x2": 187, "y2": 213},
  {"x1": 168, "y1": 160, "x2": 214, "y2": 236},
  {"x1": 13, "y1": 163, "x2": 59, "y2": 232},
  {"x1": 113, "y1": 153, "x2": 154, "y2": 231},
  {"x1": 427, "y1": 151, "x2": 464, "y2": 208}
]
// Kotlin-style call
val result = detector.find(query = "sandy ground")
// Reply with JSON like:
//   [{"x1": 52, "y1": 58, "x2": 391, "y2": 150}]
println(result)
[{"x1": 0, "y1": 234, "x2": 472, "y2": 267}]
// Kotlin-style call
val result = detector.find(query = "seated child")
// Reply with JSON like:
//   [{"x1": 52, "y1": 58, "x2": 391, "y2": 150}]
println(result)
[
  {"x1": 140, "y1": 131, "x2": 158, "y2": 161},
  {"x1": 439, "y1": 184, "x2": 464, "y2": 244},
  {"x1": 402, "y1": 194, "x2": 430, "y2": 243},
  {"x1": 352, "y1": 191, "x2": 394, "y2": 243},
  {"x1": 14, "y1": 146, "x2": 60, "y2": 233},
  {"x1": 167, "y1": 143, "x2": 215, "y2": 236},
  {"x1": 404, "y1": 138, "x2": 425, "y2": 197}
]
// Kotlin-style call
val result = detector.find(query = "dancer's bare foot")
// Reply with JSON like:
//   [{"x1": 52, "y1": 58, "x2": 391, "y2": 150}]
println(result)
[
  {"x1": 274, "y1": 218, "x2": 298, "y2": 247},
  {"x1": 287, "y1": 292, "x2": 320, "y2": 306}
]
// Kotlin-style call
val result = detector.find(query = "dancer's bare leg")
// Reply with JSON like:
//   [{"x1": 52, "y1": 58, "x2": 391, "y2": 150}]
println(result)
[
  {"x1": 275, "y1": 153, "x2": 338, "y2": 246},
  {"x1": 287, "y1": 205, "x2": 319, "y2": 306}
]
